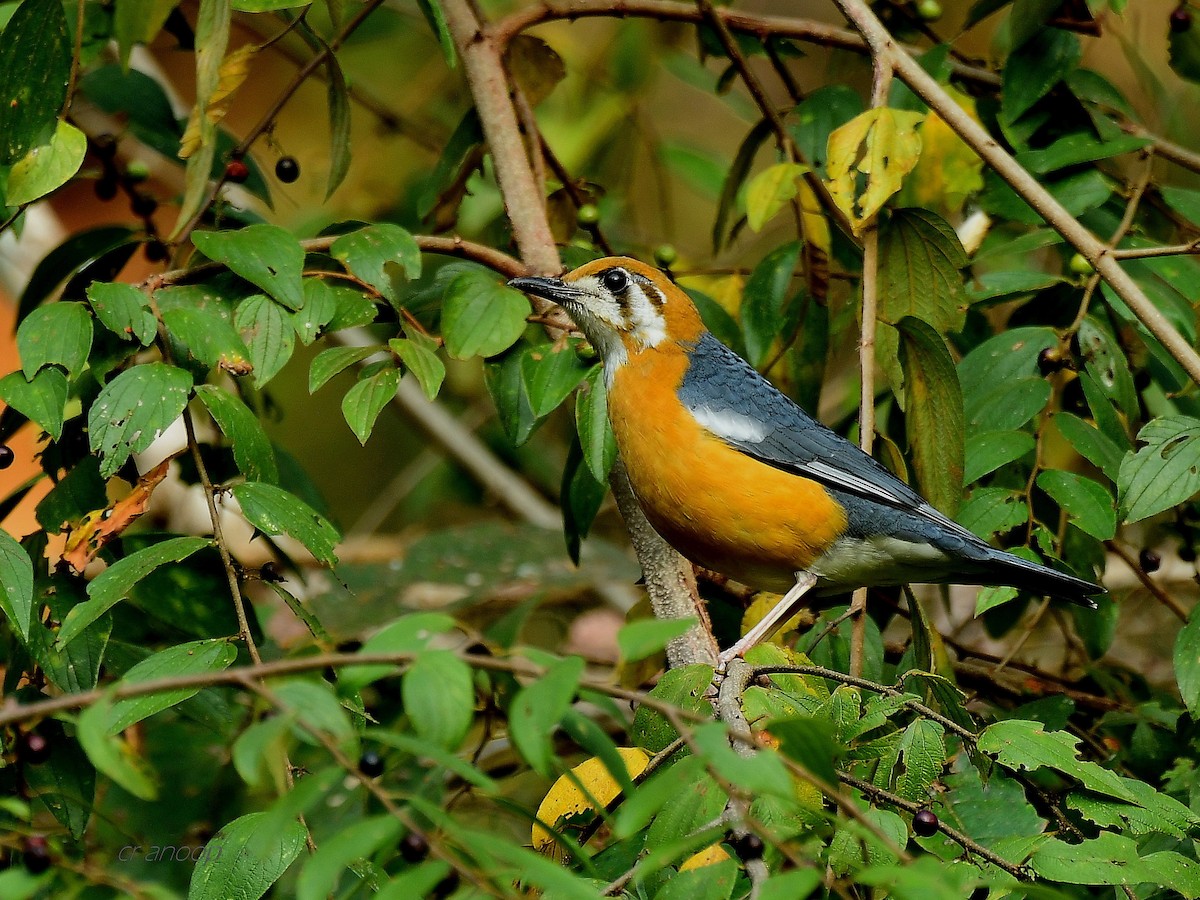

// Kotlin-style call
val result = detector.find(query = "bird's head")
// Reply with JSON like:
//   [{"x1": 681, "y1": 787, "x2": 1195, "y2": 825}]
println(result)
[{"x1": 509, "y1": 257, "x2": 704, "y2": 366}]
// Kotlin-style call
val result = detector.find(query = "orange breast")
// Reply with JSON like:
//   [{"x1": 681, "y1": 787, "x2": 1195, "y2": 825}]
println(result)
[{"x1": 607, "y1": 346, "x2": 848, "y2": 592}]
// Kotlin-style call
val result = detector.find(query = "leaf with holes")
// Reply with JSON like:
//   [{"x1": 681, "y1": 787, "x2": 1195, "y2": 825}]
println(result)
[
  {"x1": 87, "y1": 363, "x2": 193, "y2": 478},
  {"x1": 87, "y1": 282, "x2": 156, "y2": 345},
  {"x1": 18, "y1": 301, "x2": 92, "y2": 380},
  {"x1": 826, "y1": 108, "x2": 924, "y2": 234},
  {"x1": 233, "y1": 482, "x2": 340, "y2": 566},
  {"x1": 331, "y1": 224, "x2": 421, "y2": 304},
  {"x1": 341, "y1": 366, "x2": 400, "y2": 445},
  {"x1": 1118, "y1": 416, "x2": 1200, "y2": 524},
  {"x1": 193, "y1": 225, "x2": 305, "y2": 311}
]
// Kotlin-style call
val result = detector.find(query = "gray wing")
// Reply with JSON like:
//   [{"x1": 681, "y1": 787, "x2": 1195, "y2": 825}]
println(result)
[{"x1": 677, "y1": 332, "x2": 956, "y2": 527}]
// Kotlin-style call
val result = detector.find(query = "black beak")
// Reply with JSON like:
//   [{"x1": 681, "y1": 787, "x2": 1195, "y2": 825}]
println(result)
[{"x1": 507, "y1": 275, "x2": 589, "y2": 304}]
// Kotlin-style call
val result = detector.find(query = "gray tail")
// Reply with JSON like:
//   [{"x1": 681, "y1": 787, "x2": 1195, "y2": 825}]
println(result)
[{"x1": 982, "y1": 548, "x2": 1103, "y2": 609}]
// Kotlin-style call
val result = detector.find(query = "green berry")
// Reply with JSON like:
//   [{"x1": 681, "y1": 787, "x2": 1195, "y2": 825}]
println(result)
[
  {"x1": 916, "y1": 0, "x2": 943, "y2": 21},
  {"x1": 1068, "y1": 253, "x2": 1094, "y2": 276},
  {"x1": 125, "y1": 160, "x2": 150, "y2": 183},
  {"x1": 653, "y1": 244, "x2": 678, "y2": 267},
  {"x1": 576, "y1": 203, "x2": 600, "y2": 226}
]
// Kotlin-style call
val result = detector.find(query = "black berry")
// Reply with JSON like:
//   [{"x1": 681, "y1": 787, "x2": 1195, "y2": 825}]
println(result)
[
  {"x1": 94, "y1": 177, "x2": 118, "y2": 201},
  {"x1": 913, "y1": 809, "x2": 939, "y2": 836},
  {"x1": 275, "y1": 156, "x2": 300, "y2": 183},
  {"x1": 730, "y1": 832, "x2": 764, "y2": 860},
  {"x1": 259, "y1": 561, "x2": 283, "y2": 582},
  {"x1": 1172, "y1": 6, "x2": 1193, "y2": 32},
  {"x1": 0, "y1": 445, "x2": 13, "y2": 470},
  {"x1": 358, "y1": 750, "x2": 384, "y2": 778},
  {"x1": 225, "y1": 160, "x2": 250, "y2": 183},
  {"x1": 400, "y1": 832, "x2": 429, "y2": 863},
  {"x1": 19, "y1": 732, "x2": 49, "y2": 765},
  {"x1": 1037, "y1": 347, "x2": 1065, "y2": 377},
  {"x1": 131, "y1": 194, "x2": 158, "y2": 217},
  {"x1": 431, "y1": 870, "x2": 460, "y2": 899},
  {"x1": 92, "y1": 133, "x2": 117, "y2": 158},
  {"x1": 144, "y1": 240, "x2": 170, "y2": 263},
  {"x1": 22, "y1": 836, "x2": 50, "y2": 875},
  {"x1": 1140, "y1": 548, "x2": 1162, "y2": 573}
]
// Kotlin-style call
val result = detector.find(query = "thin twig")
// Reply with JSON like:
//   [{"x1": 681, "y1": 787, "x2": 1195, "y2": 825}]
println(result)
[{"x1": 1107, "y1": 540, "x2": 1189, "y2": 622}]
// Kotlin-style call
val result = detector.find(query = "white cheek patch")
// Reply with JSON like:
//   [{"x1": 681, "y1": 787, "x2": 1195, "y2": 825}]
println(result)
[
  {"x1": 689, "y1": 404, "x2": 770, "y2": 443},
  {"x1": 626, "y1": 283, "x2": 667, "y2": 348}
]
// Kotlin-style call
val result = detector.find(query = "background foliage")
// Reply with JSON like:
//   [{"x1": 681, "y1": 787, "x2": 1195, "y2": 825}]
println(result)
[{"x1": 4, "y1": 0, "x2": 1200, "y2": 897}]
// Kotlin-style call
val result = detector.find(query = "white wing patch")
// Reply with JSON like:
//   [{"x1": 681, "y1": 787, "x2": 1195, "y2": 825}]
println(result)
[
  {"x1": 805, "y1": 459, "x2": 909, "y2": 506},
  {"x1": 690, "y1": 404, "x2": 771, "y2": 443}
]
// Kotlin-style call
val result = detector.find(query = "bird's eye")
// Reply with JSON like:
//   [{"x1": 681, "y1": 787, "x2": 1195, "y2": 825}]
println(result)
[{"x1": 601, "y1": 269, "x2": 629, "y2": 293}]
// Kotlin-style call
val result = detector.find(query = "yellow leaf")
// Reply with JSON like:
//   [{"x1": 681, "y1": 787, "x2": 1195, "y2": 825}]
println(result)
[
  {"x1": 796, "y1": 179, "x2": 831, "y2": 258},
  {"x1": 745, "y1": 162, "x2": 808, "y2": 232},
  {"x1": 676, "y1": 273, "x2": 743, "y2": 319},
  {"x1": 898, "y1": 88, "x2": 983, "y2": 215},
  {"x1": 532, "y1": 748, "x2": 650, "y2": 856},
  {"x1": 826, "y1": 108, "x2": 924, "y2": 234},
  {"x1": 180, "y1": 44, "x2": 259, "y2": 159},
  {"x1": 741, "y1": 593, "x2": 811, "y2": 644},
  {"x1": 680, "y1": 843, "x2": 733, "y2": 871}
]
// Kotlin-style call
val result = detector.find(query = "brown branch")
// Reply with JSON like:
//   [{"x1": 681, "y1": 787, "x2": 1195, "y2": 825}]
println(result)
[{"x1": 441, "y1": 0, "x2": 716, "y2": 668}]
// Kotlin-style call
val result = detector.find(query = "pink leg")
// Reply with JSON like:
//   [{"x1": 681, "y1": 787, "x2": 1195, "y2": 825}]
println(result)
[{"x1": 716, "y1": 571, "x2": 817, "y2": 672}]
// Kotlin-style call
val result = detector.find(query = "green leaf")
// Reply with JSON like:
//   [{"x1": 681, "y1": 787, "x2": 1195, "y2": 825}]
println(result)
[
  {"x1": 25, "y1": 721, "x2": 95, "y2": 839},
  {"x1": 389, "y1": 336, "x2": 445, "y2": 401},
  {"x1": 510, "y1": 655, "x2": 585, "y2": 776},
  {"x1": 1031, "y1": 831, "x2": 1200, "y2": 893},
  {"x1": 292, "y1": 278, "x2": 337, "y2": 345},
  {"x1": 0, "y1": 530, "x2": 33, "y2": 643},
  {"x1": 163, "y1": 306, "x2": 252, "y2": 373},
  {"x1": 402, "y1": 650, "x2": 474, "y2": 751},
  {"x1": 964, "y1": 376, "x2": 1050, "y2": 432},
  {"x1": 1016, "y1": 131, "x2": 1148, "y2": 175},
  {"x1": 957, "y1": 486, "x2": 1027, "y2": 538},
  {"x1": 896, "y1": 719, "x2": 946, "y2": 801},
  {"x1": 1001, "y1": 28, "x2": 1081, "y2": 124},
  {"x1": 1052, "y1": 412, "x2": 1123, "y2": 480},
  {"x1": 308, "y1": 344, "x2": 381, "y2": 393},
  {"x1": 978, "y1": 719, "x2": 1135, "y2": 801},
  {"x1": 296, "y1": 816, "x2": 403, "y2": 900},
  {"x1": 744, "y1": 162, "x2": 808, "y2": 232},
  {"x1": 713, "y1": 117, "x2": 773, "y2": 250},
  {"x1": 441, "y1": 271, "x2": 529, "y2": 359},
  {"x1": 330, "y1": 224, "x2": 421, "y2": 303},
  {"x1": 57, "y1": 536, "x2": 212, "y2": 647},
  {"x1": 274, "y1": 680, "x2": 355, "y2": 749},
  {"x1": 234, "y1": 294, "x2": 295, "y2": 388},
  {"x1": 1118, "y1": 416, "x2": 1200, "y2": 524},
  {"x1": 107, "y1": 639, "x2": 237, "y2": 734},
  {"x1": 188, "y1": 812, "x2": 306, "y2": 900},
  {"x1": 87, "y1": 362, "x2": 194, "y2": 477},
  {"x1": 1176, "y1": 610, "x2": 1200, "y2": 718},
  {"x1": 1170, "y1": 20, "x2": 1200, "y2": 84},
  {"x1": 484, "y1": 351, "x2": 539, "y2": 446},
  {"x1": 520, "y1": 342, "x2": 589, "y2": 419},
  {"x1": 193, "y1": 225, "x2": 305, "y2": 310},
  {"x1": 341, "y1": 366, "x2": 399, "y2": 444},
  {"x1": 575, "y1": 366, "x2": 616, "y2": 481},
  {"x1": 87, "y1": 281, "x2": 156, "y2": 345},
  {"x1": 616, "y1": 617, "x2": 698, "y2": 663},
  {"x1": 879, "y1": 209, "x2": 968, "y2": 333},
  {"x1": 323, "y1": 49, "x2": 351, "y2": 199},
  {"x1": 0, "y1": 368, "x2": 67, "y2": 441},
  {"x1": 195, "y1": 385, "x2": 279, "y2": 483},
  {"x1": 631, "y1": 664, "x2": 715, "y2": 753},
  {"x1": 18, "y1": 301, "x2": 92, "y2": 380},
  {"x1": 897, "y1": 317, "x2": 964, "y2": 516},
  {"x1": 769, "y1": 715, "x2": 839, "y2": 787},
  {"x1": 78, "y1": 694, "x2": 158, "y2": 800},
  {"x1": 36, "y1": 457, "x2": 106, "y2": 533},
  {"x1": 232, "y1": 482, "x2": 340, "y2": 566},
  {"x1": 114, "y1": 0, "x2": 178, "y2": 69},
  {"x1": 7, "y1": 120, "x2": 87, "y2": 205},
  {"x1": 339, "y1": 612, "x2": 458, "y2": 691},
  {"x1": 741, "y1": 242, "x2": 800, "y2": 368},
  {"x1": 0, "y1": 0, "x2": 71, "y2": 165},
  {"x1": 1036, "y1": 470, "x2": 1114, "y2": 540},
  {"x1": 963, "y1": 430, "x2": 1035, "y2": 484}
]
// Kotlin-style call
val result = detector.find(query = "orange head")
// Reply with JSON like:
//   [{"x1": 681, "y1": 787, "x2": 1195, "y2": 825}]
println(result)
[{"x1": 509, "y1": 257, "x2": 706, "y2": 366}]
